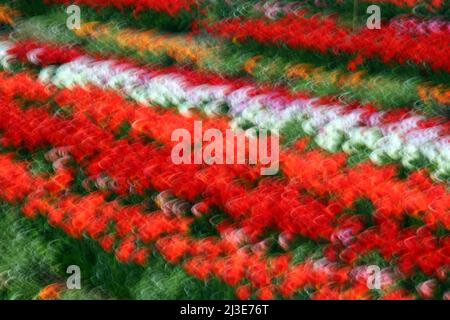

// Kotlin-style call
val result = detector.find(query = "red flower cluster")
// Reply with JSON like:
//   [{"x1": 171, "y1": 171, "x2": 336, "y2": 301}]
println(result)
[
  {"x1": 204, "y1": 12, "x2": 450, "y2": 73},
  {"x1": 0, "y1": 154, "x2": 38, "y2": 202},
  {"x1": 7, "y1": 40, "x2": 82, "y2": 66},
  {"x1": 282, "y1": 146, "x2": 450, "y2": 229}
]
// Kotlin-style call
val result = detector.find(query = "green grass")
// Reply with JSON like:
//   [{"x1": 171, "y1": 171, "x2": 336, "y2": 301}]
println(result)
[{"x1": 0, "y1": 202, "x2": 236, "y2": 300}]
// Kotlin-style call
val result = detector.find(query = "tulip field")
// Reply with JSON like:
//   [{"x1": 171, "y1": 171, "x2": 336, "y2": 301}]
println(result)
[{"x1": 0, "y1": 0, "x2": 449, "y2": 300}]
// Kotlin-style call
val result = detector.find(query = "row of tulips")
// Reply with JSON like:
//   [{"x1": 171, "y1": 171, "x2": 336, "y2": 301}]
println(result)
[
  {"x1": 0, "y1": 69, "x2": 447, "y2": 234},
  {"x1": 74, "y1": 21, "x2": 210, "y2": 66},
  {"x1": 71, "y1": 20, "x2": 449, "y2": 108},
  {"x1": 0, "y1": 153, "x2": 284, "y2": 299},
  {"x1": 2, "y1": 40, "x2": 449, "y2": 181},
  {"x1": 1, "y1": 68, "x2": 449, "y2": 279},
  {"x1": 203, "y1": 11, "x2": 450, "y2": 73},
  {"x1": 5, "y1": 5, "x2": 450, "y2": 111},
  {"x1": 0, "y1": 155, "x2": 419, "y2": 300},
  {"x1": 0, "y1": 72, "x2": 449, "y2": 299},
  {"x1": 0, "y1": 0, "x2": 198, "y2": 33}
]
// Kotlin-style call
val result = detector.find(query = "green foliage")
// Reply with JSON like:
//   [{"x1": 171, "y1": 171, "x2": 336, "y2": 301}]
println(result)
[{"x1": 0, "y1": 202, "x2": 236, "y2": 300}]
